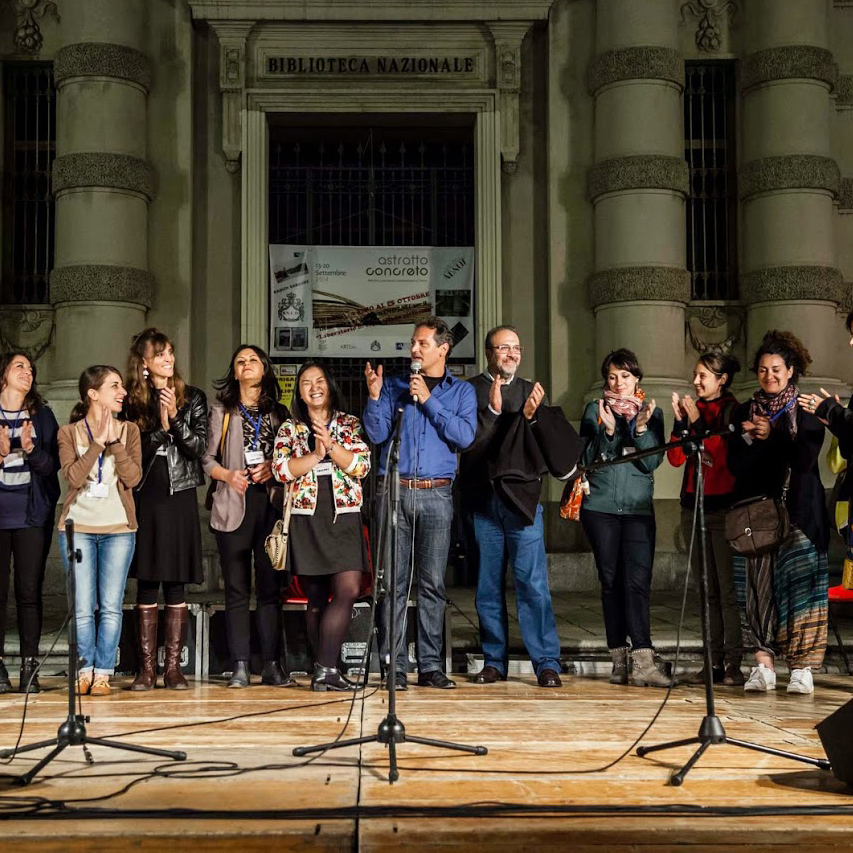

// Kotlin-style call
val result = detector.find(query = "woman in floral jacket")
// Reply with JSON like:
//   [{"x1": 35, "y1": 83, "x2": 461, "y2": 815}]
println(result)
[{"x1": 272, "y1": 361, "x2": 371, "y2": 691}]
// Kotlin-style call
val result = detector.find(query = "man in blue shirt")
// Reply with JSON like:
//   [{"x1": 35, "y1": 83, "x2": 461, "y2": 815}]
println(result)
[{"x1": 363, "y1": 317, "x2": 477, "y2": 689}]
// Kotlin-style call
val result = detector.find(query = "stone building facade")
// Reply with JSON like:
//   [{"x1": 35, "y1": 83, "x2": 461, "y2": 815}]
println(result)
[{"x1": 1, "y1": 0, "x2": 851, "y2": 590}]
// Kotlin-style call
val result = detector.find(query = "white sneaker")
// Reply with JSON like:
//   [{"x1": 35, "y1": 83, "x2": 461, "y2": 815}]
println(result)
[
  {"x1": 787, "y1": 667, "x2": 814, "y2": 694},
  {"x1": 744, "y1": 664, "x2": 777, "y2": 692}
]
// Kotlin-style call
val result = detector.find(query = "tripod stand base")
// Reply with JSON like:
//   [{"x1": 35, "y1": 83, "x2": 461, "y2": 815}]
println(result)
[
  {"x1": 293, "y1": 713, "x2": 487, "y2": 784},
  {"x1": 1, "y1": 713, "x2": 187, "y2": 786},
  {"x1": 636, "y1": 715, "x2": 831, "y2": 786}
]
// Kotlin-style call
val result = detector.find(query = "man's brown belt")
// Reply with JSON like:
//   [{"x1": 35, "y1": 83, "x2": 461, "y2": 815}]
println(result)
[{"x1": 398, "y1": 477, "x2": 452, "y2": 490}]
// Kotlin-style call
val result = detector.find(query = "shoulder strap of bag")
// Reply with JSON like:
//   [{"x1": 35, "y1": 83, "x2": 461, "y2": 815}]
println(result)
[
  {"x1": 282, "y1": 479, "x2": 296, "y2": 529},
  {"x1": 218, "y1": 411, "x2": 230, "y2": 460}
]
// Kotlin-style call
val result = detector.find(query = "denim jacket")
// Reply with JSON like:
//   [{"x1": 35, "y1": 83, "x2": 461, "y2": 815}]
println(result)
[{"x1": 271, "y1": 412, "x2": 370, "y2": 519}]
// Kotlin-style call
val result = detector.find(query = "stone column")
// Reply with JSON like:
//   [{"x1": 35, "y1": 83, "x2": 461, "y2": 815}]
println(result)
[
  {"x1": 740, "y1": 0, "x2": 843, "y2": 391},
  {"x1": 48, "y1": 0, "x2": 153, "y2": 414},
  {"x1": 587, "y1": 0, "x2": 691, "y2": 406}
]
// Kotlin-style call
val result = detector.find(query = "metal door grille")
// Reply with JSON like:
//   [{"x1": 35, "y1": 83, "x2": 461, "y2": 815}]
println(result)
[
  {"x1": 268, "y1": 126, "x2": 476, "y2": 416},
  {"x1": 684, "y1": 62, "x2": 737, "y2": 301},
  {"x1": 2, "y1": 64, "x2": 55, "y2": 305}
]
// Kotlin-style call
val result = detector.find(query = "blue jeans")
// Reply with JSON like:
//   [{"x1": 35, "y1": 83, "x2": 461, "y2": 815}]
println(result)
[
  {"x1": 473, "y1": 496, "x2": 561, "y2": 676},
  {"x1": 378, "y1": 483, "x2": 453, "y2": 674},
  {"x1": 59, "y1": 531, "x2": 135, "y2": 676}
]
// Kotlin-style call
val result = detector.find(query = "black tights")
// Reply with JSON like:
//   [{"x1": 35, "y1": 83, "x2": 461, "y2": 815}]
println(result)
[
  {"x1": 137, "y1": 580, "x2": 186, "y2": 607},
  {"x1": 303, "y1": 571, "x2": 362, "y2": 668}
]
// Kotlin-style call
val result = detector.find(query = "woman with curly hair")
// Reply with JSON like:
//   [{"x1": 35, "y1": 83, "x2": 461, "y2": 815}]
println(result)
[
  {"x1": 727, "y1": 330, "x2": 829, "y2": 694},
  {"x1": 272, "y1": 362, "x2": 371, "y2": 691},
  {"x1": 123, "y1": 328, "x2": 207, "y2": 691}
]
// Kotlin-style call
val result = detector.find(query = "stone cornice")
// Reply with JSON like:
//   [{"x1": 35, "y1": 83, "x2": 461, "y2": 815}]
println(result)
[
  {"x1": 741, "y1": 266, "x2": 843, "y2": 305},
  {"x1": 588, "y1": 267, "x2": 691, "y2": 308},
  {"x1": 739, "y1": 155, "x2": 839, "y2": 199},
  {"x1": 50, "y1": 265, "x2": 153, "y2": 307},
  {"x1": 839, "y1": 177, "x2": 853, "y2": 211},
  {"x1": 52, "y1": 153, "x2": 155, "y2": 201},
  {"x1": 741, "y1": 45, "x2": 838, "y2": 92},
  {"x1": 838, "y1": 75, "x2": 853, "y2": 107},
  {"x1": 189, "y1": 0, "x2": 555, "y2": 21},
  {"x1": 588, "y1": 155, "x2": 689, "y2": 201},
  {"x1": 588, "y1": 46, "x2": 684, "y2": 95},
  {"x1": 55, "y1": 42, "x2": 152, "y2": 91}
]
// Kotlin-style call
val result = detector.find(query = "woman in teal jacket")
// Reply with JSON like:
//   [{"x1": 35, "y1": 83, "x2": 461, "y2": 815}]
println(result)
[{"x1": 580, "y1": 349, "x2": 669, "y2": 687}]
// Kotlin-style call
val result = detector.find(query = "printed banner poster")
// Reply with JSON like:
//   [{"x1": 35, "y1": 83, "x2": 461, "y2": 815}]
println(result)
[{"x1": 269, "y1": 245, "x2": 475, "y2": 358}]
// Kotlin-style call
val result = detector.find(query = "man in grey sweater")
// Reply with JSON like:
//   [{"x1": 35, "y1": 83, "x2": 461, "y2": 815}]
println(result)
[{"x1": 458, "y1": 325, "x2": 563, "y2": 688}]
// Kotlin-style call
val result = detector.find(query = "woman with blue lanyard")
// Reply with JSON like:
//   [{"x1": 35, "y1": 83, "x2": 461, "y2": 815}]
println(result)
[
  {"x1": 728, "y1": 330, "x2": 829, "y2": 695},
  {"x1": 203, "y1": 345, "x2": 294, "y2": 688},
  {"x1": 57, "y1": 366, "x2": 142, "y2": 696},
  {"x1": 0, "y1": 350, "x2": 60, "y2": 694}
]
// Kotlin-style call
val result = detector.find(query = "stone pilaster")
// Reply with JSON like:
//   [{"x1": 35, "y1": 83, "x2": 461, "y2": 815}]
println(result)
[
  {"x1": 740, "y1": 0, "x2": 844, "y2": 391},
  {"x1": 48, "y1": 0, "x2": 152, "y2": 414},
  {"x1": 587, "y1": 0, "x2": 690, "y2": 404}
]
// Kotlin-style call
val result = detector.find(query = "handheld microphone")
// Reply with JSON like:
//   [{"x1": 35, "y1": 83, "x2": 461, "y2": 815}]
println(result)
[{"x1": 410, "y1": 360, "x2": 422, "y2": 403}]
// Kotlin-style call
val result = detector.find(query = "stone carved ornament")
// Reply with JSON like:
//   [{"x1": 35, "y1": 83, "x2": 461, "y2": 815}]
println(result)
[
  {"x1": 680, "y1": 0, "x2": 738, "y2": 53},
  {"x1": 686, "y1": 305, "x2": 743, "y2": 355},
  {"x1": 14, "y1": 0, "x2": 59, "y2": 55},
  {"x1": 0, "y1": 308, "x2": 55, "y2": 363}
]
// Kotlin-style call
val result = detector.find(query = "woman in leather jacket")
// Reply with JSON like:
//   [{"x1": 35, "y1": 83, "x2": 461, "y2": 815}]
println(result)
[{"x1": 123, "y1": 328, "x2": 207, "y2": 690}]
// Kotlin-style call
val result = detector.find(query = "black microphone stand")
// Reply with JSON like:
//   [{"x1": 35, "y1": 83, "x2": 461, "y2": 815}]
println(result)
[
  {"x1": 607, "y1": 435, "x2": 831, "y2": 785},
  {"x1": 0, "y1": 520, "x2": 187, "y2": 786},
  {"x1": 293, "y1": 405, "x2": 487, "y2": 783}
]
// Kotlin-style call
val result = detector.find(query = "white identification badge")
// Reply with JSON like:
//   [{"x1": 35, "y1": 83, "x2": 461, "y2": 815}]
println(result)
[
  {"x1": 3, "y1": 450, "x2": 24, "y2": 468},
  {"x1": 622, "y1": 447, "x2": 637, "y2": 456},
  {"x1": 244, "y1": 449, "x2": 265, "y2": 467},
  {"x1": 86, "y1": 482, "x2": 109, "y2": 499},
  {"x1": 315, "y1": 461, "x2": 333, "y2": 476}
]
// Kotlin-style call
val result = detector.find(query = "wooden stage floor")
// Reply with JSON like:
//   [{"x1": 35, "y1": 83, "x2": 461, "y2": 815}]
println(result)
[{"x1": 2, "y1": 672, "x2": 853, "y2": 850}]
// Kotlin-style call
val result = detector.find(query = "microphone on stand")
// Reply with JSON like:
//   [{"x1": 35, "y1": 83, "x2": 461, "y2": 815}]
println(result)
[{"x1": 410, "y1": 360, "x2": 422, "y2": 403}]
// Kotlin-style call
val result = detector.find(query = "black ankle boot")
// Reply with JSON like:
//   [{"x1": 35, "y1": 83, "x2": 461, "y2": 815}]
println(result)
[
  {"x1": 227, "y1": 660, "x2": 250, "y2": 688},
  {"x1": 19, "y1": 657, "x2": 41, "y2": 694},
  {"x1": 311, "y1": 664, "x2": 356, "y2": 692},
  {"x1": 261, "y1": 660, "x2": 296, "y2": 687},
  {"x1": 0, "y1": 659, "x2": 11, "y2": 693}
]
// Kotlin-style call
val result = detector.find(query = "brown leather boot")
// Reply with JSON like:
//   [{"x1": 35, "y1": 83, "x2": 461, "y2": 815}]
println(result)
[
  {"x1": 130, "y1": 606, "x2": 158, "y2": 691},
  {"x1": 163, "y1": 605, "x2": 189, "y2": 690}
]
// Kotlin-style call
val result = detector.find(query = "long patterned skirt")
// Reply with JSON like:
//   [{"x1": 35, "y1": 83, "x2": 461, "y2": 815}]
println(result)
[{"x1": 733, "y1": 527, "x2": 828, "y2": 669}]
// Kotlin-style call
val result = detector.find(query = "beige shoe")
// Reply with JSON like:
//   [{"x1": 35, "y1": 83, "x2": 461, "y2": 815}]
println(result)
[
  {"x1": 76, "y1": 671, "x2": 93, "y2": 695},
  {"x1": 630, "y1": 648, "x2": 672, "y2": 688},
  {"x1": 89, "y1": 674, "x2": 112, "y2": 696}
]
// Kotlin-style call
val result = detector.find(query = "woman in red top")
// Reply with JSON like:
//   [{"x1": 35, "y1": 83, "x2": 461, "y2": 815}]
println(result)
[{"x1": 668, "y1": 352, "x2": 743, "y2": 686}]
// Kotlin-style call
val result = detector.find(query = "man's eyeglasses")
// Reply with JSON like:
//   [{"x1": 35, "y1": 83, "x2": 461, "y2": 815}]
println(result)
[{"x1": 489, "y1": 345, "x2": 524, "y2": 355}]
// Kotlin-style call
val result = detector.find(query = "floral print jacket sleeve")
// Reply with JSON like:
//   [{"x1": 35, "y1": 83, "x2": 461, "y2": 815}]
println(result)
[{"x1": 271, "y1": 411, "x2": 371, "y2": 518}]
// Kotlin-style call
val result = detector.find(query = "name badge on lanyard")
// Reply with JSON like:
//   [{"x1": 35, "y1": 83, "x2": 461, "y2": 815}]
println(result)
[
  {"x1": 239, "y1": 404, "x2": 265, "y2": 468},
  {"x1": 83, "y1": 419, "x2": 109, "y2": 498},
  {"x1": 244, "y1": 449, "x2": 265, "y2": 467},
  {"x1": 315, "y1": 461, "x2": 334, "y2": 477}
]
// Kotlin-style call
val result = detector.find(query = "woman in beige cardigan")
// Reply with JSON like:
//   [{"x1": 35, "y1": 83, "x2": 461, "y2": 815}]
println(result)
[{"x1": 58, "y1": 366, "x2": 141, "y2": 696}]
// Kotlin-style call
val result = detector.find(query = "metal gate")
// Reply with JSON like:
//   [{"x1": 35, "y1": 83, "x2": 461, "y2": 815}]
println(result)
[{"x1": 268, "y1": 123, "x2": 476, "y2": 415}]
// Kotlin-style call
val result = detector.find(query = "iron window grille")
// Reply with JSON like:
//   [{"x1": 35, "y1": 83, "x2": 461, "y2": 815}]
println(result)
[
  {"x1": 684, "y1": 61, "x2": 738, "y2": 301},
  {"x1": 1, "y1": 63, "x2": 55, "y2": 305}
]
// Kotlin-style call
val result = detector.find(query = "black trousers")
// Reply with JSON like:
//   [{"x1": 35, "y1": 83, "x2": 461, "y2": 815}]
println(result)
[
  {"x1": 580, "y1": 508, "x2": 655, "y2": 651},
  {"x1": 0, "y1": 526, "x2": 48, "y2": 657},
  {"x1": 215, "y1": 486, "x2": 282, "y2": 662}
]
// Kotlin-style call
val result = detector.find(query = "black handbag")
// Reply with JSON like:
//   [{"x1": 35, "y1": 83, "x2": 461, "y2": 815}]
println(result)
[{"x1": 725, "y1": 467, "x2": 790, "y2": 558}]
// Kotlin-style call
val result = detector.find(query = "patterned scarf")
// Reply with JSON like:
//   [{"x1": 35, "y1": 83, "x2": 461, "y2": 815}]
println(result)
[
  {"x1": 749, "y1": 383, "x2": 798, "y2": 438},
  {"x1": 603, "y1": 388, "x2": 646, "y2": 421}
]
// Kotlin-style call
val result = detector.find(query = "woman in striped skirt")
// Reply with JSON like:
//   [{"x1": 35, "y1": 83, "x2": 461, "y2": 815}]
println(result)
[{"x1": 727, "y1": 331, "x2": 829, "y2": 695}]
